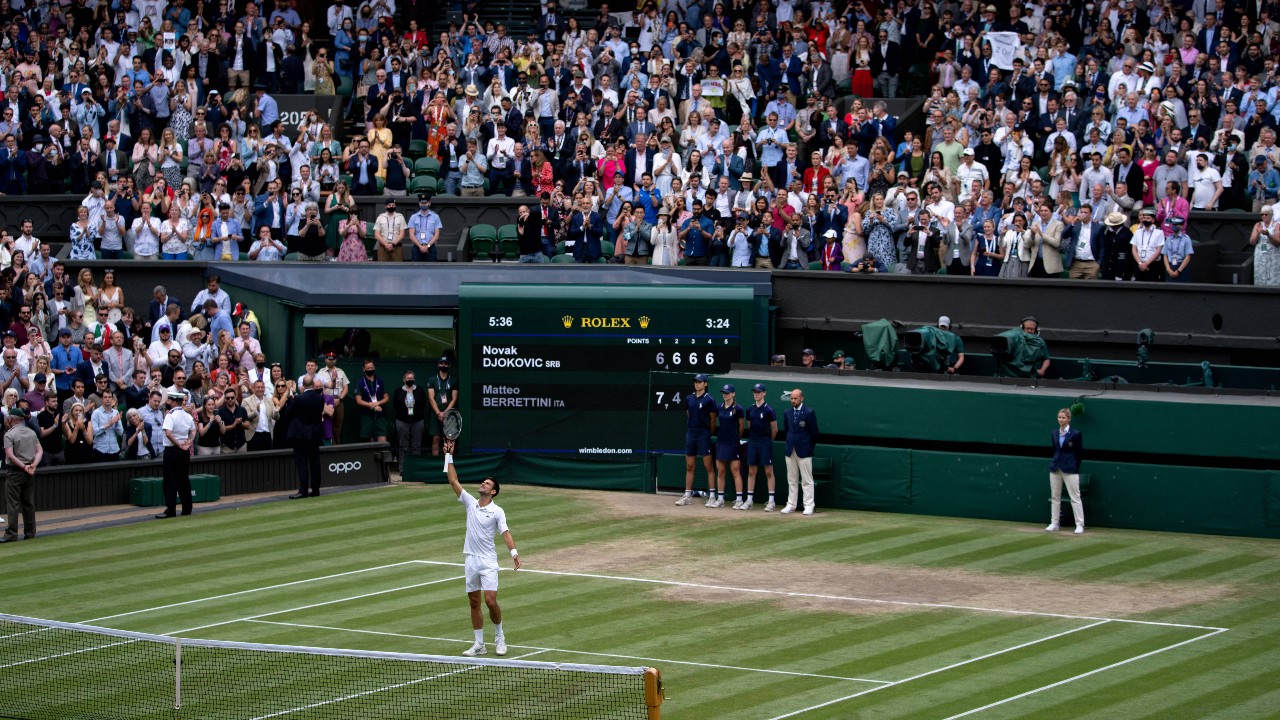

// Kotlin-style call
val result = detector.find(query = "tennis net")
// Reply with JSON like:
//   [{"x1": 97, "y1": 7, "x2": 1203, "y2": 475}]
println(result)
[{"x1": 0, "y1": 613, "x2": 662, "y2": 719}]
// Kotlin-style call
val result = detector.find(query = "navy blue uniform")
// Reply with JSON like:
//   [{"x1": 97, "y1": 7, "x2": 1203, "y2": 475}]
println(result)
[
  {"x1": 745, "y1": 402, "x2": 776, "y2": 466},
  {"x1": 714, "y1": 402, "x2": 744, "y2": 462},
  {"x1": 684, "y1": 391, "x2": 716, "y2": 456}
]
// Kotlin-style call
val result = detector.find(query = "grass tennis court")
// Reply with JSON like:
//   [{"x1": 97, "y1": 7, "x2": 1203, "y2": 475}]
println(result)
[{"x1": 2, "y1": 482, "x2": 1279, "y2": 719}]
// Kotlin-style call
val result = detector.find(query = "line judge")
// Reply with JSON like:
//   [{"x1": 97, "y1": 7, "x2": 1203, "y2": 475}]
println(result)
[{"x1": 780, "y1": 389, "x2": 819, "y2": 515}]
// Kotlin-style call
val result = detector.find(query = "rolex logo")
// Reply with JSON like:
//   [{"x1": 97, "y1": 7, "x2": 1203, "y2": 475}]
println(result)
[
  {"x1": 639, "y1": 316, "x2": 651, "y2": 329},
  {"x1": 562, "y1": 315, "x2": 574, "y2": 328}
]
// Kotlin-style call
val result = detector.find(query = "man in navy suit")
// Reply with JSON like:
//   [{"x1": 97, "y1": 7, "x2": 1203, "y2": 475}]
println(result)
[
  {"x1": 148, "y1": 286, "x2": 182, "y2": 329},
  {"x1": 780, "y1": 388, "x2": 819, "y2": 515},
  {"x1": 568, "y1": 196, "x2": 603, "y2": 262},
  {"x1": 1047, "y1": 407, "x2": 1085, "y2": 534},
  {"x1": 283, "y1": 376, "x2": 326, "y2": 498},
  {"x1": 624, "y1": 136, "x2": 657, "y2": 188},
  {"x1": 815, "y1": 190, "x2": 849, "y2": 240}
]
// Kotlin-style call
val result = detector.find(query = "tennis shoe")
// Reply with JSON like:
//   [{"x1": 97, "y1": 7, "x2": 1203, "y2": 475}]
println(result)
[
  {"x1": 710, "y1": 497, "x2": 725, "y2": 508},
  {"x1": 675, "y1": 495, "x2": 693, "y2": 506},
  {"x1": 1074, "y1": 525, "x2": 1085, "y2": 535},
  {"x1": 764, "y1": 500, "x2": 775, "y2": 512},
  {"x1": 704, "y1": 495, "x2": 716, "y2": 507},
  {"x1": 741, "y1": 498, "x2": 753, "y2": 510},
  {"x1": 462, "y1": 642, "x2": 487, "y2": 657},
  {"x1": 802, "y1": 508, "x2": 814, "y2": 516},
  {"x1": 732, "y1": 499, "x2": 743, "y2": 510},
  {"x1": 780, "y1": 505, "x2": 795, "y2": 514},
  {"x1": 1045, "y1": 524, "x2": 1060, "y2": 532},
  {"x1": 495, "y1": 641, "x2": 508, "y2": 656}
]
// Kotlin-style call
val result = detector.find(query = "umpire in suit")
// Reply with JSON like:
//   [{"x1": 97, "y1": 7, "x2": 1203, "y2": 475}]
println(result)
[
  {"x1": 780, "y1": 388, "x2": 819, "y2": 515},
  {"x1": 1047, "y1": 407, "x2": 1085, "y2": 534},
  {"x1": 283, "y1": 377, "x2": 326, "y2": 498}
]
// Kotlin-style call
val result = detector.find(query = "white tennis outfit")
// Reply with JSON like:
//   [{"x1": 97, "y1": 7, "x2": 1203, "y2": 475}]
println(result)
[{"x1": 459, "y1": 490, "x2": 508, "y2": 592}]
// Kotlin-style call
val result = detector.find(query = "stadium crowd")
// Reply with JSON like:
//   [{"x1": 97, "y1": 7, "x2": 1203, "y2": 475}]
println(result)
[
  {"x1": 0, "y1": 0, "x2": 1276, "y2": 280},
  {"x1": 0, "y1": 271, "x2": 461, "y2": 466}
]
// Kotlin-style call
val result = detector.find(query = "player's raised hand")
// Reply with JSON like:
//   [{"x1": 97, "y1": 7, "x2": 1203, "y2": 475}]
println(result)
[{"x1": 444, "y1": 438, "x2": 455, "y2": 454}]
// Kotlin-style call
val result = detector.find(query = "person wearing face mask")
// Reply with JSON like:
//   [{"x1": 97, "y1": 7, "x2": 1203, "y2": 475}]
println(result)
[
  {"x1": 393, "y1": 370, "x2": 428, "y2": 465},
  {"x1": 427, "y1": 357, "x2": 457, "y2": 457},
  {"x1": 1131, "y1": 207, "x2": 1166, "y2": 282},
  {"x1": 355, "y1": 358, "x2": 390, "y2": 444}
]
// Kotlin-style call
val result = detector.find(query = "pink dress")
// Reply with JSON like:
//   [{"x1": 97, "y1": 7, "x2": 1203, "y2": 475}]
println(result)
[{"x1": 336, "y1": 219, "x2": 369, "y2": 262}]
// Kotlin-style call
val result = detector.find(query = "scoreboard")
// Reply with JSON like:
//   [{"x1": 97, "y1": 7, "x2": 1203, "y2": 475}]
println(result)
[{"x1": 458, "y1": 284, "x2": 760, "y2": 456}]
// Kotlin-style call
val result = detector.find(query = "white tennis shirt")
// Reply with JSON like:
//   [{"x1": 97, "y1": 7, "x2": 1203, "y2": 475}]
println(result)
[{"x1": 458, "y1": 491, "x2": 508, "y2": 561}]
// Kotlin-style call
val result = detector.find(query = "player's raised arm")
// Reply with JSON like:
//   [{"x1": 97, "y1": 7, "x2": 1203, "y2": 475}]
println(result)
[{"x1": 443, "y1": 438, "x2": 464, "y2": 497}]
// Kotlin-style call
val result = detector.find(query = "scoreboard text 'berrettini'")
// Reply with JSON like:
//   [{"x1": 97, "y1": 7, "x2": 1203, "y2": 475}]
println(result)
[{"x1": 458, "y1": 284, "x2": 760, "y2": 456}]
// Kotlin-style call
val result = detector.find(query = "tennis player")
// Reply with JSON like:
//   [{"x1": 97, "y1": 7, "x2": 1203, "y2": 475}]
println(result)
[{"x1": 443, "y1": 439, "x2": 522, "y2": 657}]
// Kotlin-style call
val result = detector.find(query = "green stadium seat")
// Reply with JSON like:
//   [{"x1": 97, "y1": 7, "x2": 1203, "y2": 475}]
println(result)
[
  {"x1": 469, "y1": 224, "x2": 499, "y2": 261},
  {"x1": 407, "y1": 140, "x2": 428, "y2": 159},
  {"x1": 470, "y1": 237, "x2": 497, "y2": 260},
  {"x1": 340, "y1": 174, "x2": 354, "y2": 189},
  {"x1": 499, "y1": 238, "x2": 520, "y2": 260},
  {"x1": 470, "y1": 223, "x2": 498, "y2": 241},
  {"x1": 284, "y1": 252, "x2": 299, "y2": 261},
  {"x1": 336, "y1": 76, "x2": 353, "y2": 97},
  {"x1": 497, "y1": 224, "x2": 518, "y2": 242},
  {"x1": 808, "y1": 261, "x2": 823, "y2": 270},
  {"x1": 555, "y1": 241, "x2": 567, "y2": 255},
  {"x1": 375, "y1": 177, "x2": 384, "y2": 194},
  {"x1": 551, "y1": 253, "x2": 577, "y2": 263},
  {"x1": 409, "y1": 175, "x2": 436, "y2": 195},
  {"x1": 239, "y1": 252, "x2": 249, "y2": 261},
  {"x1": 600, "y1": 240, "x2": 614, "y2": 257},
  {"x1": 413, "y1": 158, "x2": 437, "y2": 177}
]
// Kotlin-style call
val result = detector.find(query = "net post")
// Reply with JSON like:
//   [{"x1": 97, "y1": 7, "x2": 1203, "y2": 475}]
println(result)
[
  {"x1": 644, "y1": 667, "x2": 663, "y2": 720},
  {"x1": 174, "y1": 638, "x2": 182, "y2": 710}
]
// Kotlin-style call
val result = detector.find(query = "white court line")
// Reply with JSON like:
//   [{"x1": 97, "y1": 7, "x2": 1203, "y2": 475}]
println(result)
[
  {"x1": 244, "y1": 649, "x2": 550, "y2": 720},
  {"x1": 162, "y1": 575, "x2": 467, "y2": 637},
  {"x1": 248, "y1": 619, "x2": 893, "y2": 685},
  {"x1": 938, "y1": 628, "x2": 1230, "y2": 720},
  {"x1": 83, "y1": 561, "x2": 423, "y2": 624},
  {"x1": 0, "y1": 575, "x2": 470, "y2": 674},
  {"x1": 409, "y1": 561, "x2": 1228, "y2": 632},
  {"x1": 762, "y1": 621, "x2": 1113, "y2": 720}
]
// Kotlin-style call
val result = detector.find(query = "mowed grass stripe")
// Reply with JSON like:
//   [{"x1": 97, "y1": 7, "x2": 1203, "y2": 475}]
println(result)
[
  {"x1": 1011, "y1": 632, "x2": 1275, "y2": 720},
  {"x1": 914, "y1": 534, "x2": 1056, "y2": 569},
  {"x1": 1064, "y1": 546, "x2": 1207, "y2": 582},
  {"x1": 852, "y1": 530, "x2": 995, "y2": 562},
  {"x1": 845, "y1": 626, "x2": 1196, "y2": 719}
]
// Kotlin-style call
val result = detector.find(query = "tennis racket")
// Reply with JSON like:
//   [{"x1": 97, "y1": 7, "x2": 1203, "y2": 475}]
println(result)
[{"x1": 442, "y1": 408, "x2": 463, "y2": 440}]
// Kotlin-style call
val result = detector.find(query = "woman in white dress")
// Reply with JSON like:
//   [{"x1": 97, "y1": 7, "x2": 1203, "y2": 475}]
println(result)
[
  {"x1": 653, "y1": 139, "x2": 678, "y2": 195},
  {"x1": 651, "y1": 209, "x2": 679, "y2": 266}
]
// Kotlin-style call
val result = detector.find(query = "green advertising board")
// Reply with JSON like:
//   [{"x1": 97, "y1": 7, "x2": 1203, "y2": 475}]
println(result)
[{"x1": 458, "y1": 284, "x2": 759, "y2": 457}]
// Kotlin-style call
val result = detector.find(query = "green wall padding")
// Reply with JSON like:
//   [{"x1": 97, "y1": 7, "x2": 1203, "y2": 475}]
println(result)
[{"x1": 405, "y1": 451, "x2": 646, "y2": 492}]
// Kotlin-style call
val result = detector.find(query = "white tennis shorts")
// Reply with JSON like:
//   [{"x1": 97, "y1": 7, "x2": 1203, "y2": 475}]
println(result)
[{"x1": 464, "y1": 554, "x2": 499, "y2": 593}]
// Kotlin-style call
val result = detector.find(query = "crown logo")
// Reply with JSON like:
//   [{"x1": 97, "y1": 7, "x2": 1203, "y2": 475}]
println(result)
[
  {"x1": 638, "y1": 316, "x2": 651, "y2": 329},
  {"x1": 562, "y1": 315, "x2": 574, "y2": 328}
]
